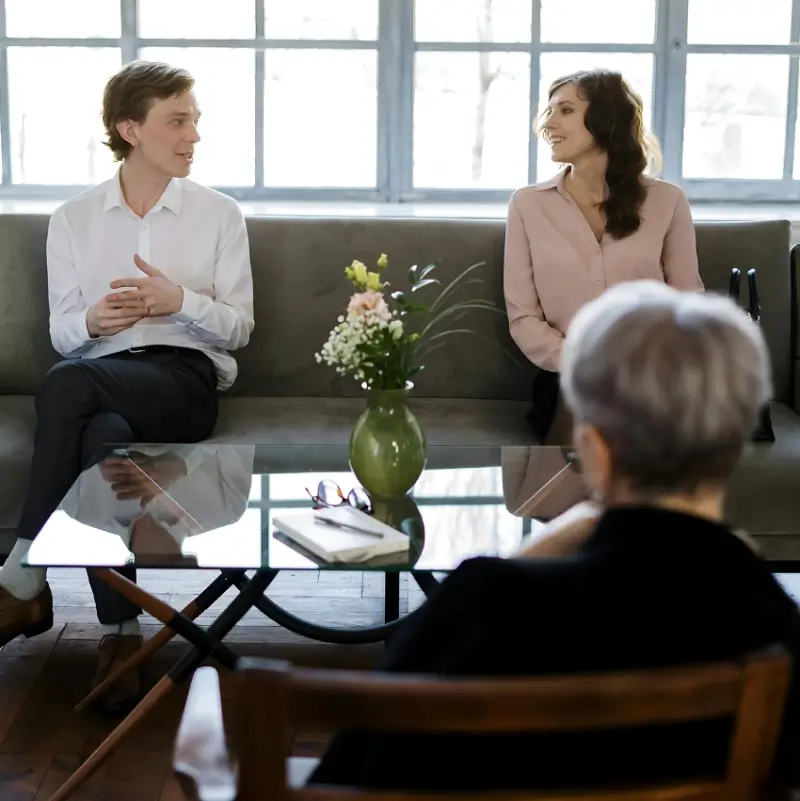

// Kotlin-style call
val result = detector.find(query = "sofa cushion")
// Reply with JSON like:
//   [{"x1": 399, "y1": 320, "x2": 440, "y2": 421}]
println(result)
[{"x1": 0, "y1": 395, "x2": 36, "y2": 529}]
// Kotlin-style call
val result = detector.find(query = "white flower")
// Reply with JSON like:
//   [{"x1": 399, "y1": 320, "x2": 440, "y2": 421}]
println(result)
[
  {"x1": 315, "y1": 310, "x2": 388, "y2": 376},
  {"x1": 388, "y1": 319, "x2": 403, "y2": 341}
]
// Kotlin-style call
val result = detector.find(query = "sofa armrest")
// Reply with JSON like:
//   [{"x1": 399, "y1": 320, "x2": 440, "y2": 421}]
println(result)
[{"x1": 789, "y1": 243, "x2": 800, "y2": 413}]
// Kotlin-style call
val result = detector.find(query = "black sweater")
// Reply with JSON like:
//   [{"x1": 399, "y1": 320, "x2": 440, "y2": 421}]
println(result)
[{"x1": 310, "y1": 507, "x2": 800, "y2": 791}]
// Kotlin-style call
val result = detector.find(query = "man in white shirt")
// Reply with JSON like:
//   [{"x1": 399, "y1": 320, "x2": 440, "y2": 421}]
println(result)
[{"x1": 0, "y1": 60, "x2": 254, "y2": 712}]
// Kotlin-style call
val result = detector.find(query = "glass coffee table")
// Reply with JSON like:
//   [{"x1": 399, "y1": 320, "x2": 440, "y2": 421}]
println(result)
[
  {"x1": 28, "y1": 443, "x2": 583, "y2": 639},
  {"x1": 27, "y1": 442, "x2": 581, "y2": 801}
]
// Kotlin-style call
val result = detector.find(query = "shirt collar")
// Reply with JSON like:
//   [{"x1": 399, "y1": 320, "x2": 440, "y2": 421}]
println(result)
[
  {"x1": 533, "y1": 169, "x2": 657, "y2": 193},
  {"x1": 103, "y1": 169, "x2": 184, "y2": 215},
  {"x1": 532, "y1": 169, "x2": 568, "y2": 193}
]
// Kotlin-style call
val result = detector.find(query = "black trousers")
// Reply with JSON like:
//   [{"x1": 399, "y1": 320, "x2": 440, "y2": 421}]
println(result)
[
  {"x1": 17, "y1": 346, "x2": 219, "y2": 625},
  {"x1": 525, "y1": 369, "x2": 561, "y2": 443}
]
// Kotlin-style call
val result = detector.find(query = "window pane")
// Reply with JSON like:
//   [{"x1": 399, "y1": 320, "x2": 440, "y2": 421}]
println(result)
[
  {"x1": 414, "y1": 0, "x2": 532, "y2": 43},
  {"x1": 413, "y1": 467, "x2": 503, "y2": 497},
  {"x1": 5, "y1": 0, "x2": 121, "y2": 37},
  {"x1": 683, "y1": 55, "x2": 788, "y2": 179},
  {"x1": 414, "y1": 52, "x2": 530, "y2": 189},
  {"x1": 141, "y1": 48, "x2": 255, "y2": 187},
  {"x1": 264, "y1": 0, "x2": 378, "y2": 40},
  {"x1": 541, "y1": 0, "x2": 655, "y2": 44},
  {"x1": 264, "y1": 50, "x2": 377, "y2": 188},
  {"x1": 536, "y1": 53, "x2": 653, "y2": 183},
  {"x1": 138, "y1": 0, "x2": 255, "y2": 39},
  {"x1": 9, "y1": 48, "x2": 120, "y2": 184},
  {"x1": 688, "y1": 0, "x2": 792, "y2": 45}
]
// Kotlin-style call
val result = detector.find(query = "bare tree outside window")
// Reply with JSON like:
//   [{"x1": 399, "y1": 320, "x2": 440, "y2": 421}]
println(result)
[{"x1": 473, "y1": 0, "x2": 502, "y2": 181}]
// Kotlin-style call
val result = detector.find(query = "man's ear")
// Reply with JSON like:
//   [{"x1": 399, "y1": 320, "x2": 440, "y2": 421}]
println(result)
[{"x1": 116, "y1": 119, "x2": 138, "y2": 149}]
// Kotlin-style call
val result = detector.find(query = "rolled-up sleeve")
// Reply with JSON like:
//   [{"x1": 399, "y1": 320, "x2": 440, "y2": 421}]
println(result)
[{"x1": 504, "y1": 193, "x2": 565, "y2": 373}]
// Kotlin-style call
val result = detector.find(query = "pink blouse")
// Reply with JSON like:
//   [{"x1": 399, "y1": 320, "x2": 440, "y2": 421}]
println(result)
[{"x1": 503, "y1": 171, "x2": 704, "y2": 372}]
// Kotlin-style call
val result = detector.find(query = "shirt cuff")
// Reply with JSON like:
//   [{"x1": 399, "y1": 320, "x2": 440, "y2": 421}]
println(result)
[{"x1": 175, "y1": 287, "x2": 204, "y2": 324}]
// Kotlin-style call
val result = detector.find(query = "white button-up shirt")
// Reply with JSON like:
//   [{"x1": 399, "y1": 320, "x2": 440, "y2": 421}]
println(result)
[{"x1": 46, "y1": 172, "x2": 255, "y2": 390}]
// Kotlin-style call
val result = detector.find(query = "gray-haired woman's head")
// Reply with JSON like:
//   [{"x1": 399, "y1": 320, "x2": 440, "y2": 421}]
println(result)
[{"x1": 561, "y1": 281, "x2": 772, "y2": 499}]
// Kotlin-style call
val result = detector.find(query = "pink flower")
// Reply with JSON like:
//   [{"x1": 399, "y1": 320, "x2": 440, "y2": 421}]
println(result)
[{"x1": 347, "y1": 290, "x2": 391, "y2": 322}]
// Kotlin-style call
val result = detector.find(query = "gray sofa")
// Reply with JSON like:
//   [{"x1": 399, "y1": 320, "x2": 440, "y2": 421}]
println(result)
[{"x1": 0, "y1": 214, "x2": 798, "y2": 555}]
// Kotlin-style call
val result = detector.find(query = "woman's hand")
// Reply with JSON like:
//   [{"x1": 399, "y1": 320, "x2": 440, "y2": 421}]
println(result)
[{"x1": 513, "y1": 501, "x2": 602, "y2": 558}]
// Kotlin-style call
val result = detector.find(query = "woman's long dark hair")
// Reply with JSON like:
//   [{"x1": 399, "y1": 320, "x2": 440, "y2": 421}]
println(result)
[{"x1": 538, "y1": 69, "x2": 662, "y2": 239}]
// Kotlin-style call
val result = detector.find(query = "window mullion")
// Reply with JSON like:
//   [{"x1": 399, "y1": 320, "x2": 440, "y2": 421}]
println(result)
[
  {"x1": 528, "y1": 0, "x2": 541, "y2": 185},
  {"x1": 120, "y1": 0, "x2": 137, "y2": 61},
  {"x1": 255, "y1": 0, "x2": 265, "y2": 189},
  {"x1": 0, "y1": 1, "x2": 10, "y2": 186},
  {"x1": 660, "y1": 0, "x2": 688, "y2": 185},
  {"x1": 782, "y1": 0, "x2": 800, "y2": 180},
  {"x1": 393, "y1": 0, "x2": 414, "y2": 201},
  {"x1": 377, "y1": 0, "x2": 400, "y2": 200}
]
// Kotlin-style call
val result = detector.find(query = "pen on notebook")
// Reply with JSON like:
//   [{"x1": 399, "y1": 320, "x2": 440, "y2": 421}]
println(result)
[{"x1": 314, "y1": 516, "x2": 384, "y2": 538}]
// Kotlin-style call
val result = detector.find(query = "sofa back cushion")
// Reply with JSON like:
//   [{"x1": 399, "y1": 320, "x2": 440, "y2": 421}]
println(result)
[{"x1": 0, "y1": 214, "x2": 792, "y2": 404}]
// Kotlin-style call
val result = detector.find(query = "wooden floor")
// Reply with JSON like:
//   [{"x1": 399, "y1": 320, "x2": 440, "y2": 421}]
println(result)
[
  {"x1": 5, "y1": 569, "x2": 800, "y2": 800},
  {"x1": 0, "y1": 569, "x2": 427, "y2": 801}
]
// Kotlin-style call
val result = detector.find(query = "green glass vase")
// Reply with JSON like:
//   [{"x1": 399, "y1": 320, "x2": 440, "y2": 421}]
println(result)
[{"x1": 349, "y1": 384, "x2": 427, "y2": 499}]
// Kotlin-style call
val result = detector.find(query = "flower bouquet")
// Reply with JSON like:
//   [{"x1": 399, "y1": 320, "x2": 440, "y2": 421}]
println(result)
[
  {"x1": 315, "y1": 253, "x2": 505, "y2": 498},
  {"x1": 315, "y1": 253, "x2": 503, "y2": 390}
]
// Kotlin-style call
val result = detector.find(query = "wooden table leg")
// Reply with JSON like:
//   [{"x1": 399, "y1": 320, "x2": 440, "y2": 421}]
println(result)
[
  {"x1": 74, "y1": 572, "x2": 235, "y2": 712},
  {"x1": 46, "y1": 569, "x2": 276, "y2": 801}
]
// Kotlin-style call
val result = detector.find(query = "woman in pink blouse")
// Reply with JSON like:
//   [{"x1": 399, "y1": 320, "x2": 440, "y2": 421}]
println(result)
[{"x1": 504, "y1": 69, "x2": 704, "y2": 444}]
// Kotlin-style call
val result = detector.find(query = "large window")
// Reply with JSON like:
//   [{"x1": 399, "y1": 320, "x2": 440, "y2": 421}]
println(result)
[{"x1": 0, "y1": 0, "x2": 798, "y2": 203}]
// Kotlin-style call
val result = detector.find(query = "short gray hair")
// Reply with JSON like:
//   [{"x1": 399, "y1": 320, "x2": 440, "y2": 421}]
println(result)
[{"x1": 560, "y1": 281, "x2": 772, "y2": 494}]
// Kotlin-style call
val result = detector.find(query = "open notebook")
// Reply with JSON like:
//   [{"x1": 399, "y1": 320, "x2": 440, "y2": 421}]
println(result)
[{"x1": 273, "y1": 506, "x2": 410, "y2": 564}]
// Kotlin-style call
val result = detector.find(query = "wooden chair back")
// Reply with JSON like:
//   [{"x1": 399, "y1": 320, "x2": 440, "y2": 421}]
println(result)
[{"x1": 230, "y1": 646, "x2": 790, "y2": 801}]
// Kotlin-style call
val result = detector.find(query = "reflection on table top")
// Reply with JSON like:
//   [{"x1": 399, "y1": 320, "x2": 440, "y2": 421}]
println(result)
[{"x1": 26, "y1": 443, "x2": 576, "y2": 572}]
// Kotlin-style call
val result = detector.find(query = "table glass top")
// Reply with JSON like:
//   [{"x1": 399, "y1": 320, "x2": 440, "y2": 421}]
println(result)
[{"x1": 25, "y1": 444, "x2": 582, "y2": 572}]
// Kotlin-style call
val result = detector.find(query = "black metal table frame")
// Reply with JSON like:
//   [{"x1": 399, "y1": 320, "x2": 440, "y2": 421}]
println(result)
[{"x1": 45, "y1": 564, "x2": 439, "y2": 801}]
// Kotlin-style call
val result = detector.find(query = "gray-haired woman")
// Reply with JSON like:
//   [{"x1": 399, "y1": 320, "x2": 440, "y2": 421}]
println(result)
[{"x1": 306, "y1": 280, "x2": 800, "y2": 792}]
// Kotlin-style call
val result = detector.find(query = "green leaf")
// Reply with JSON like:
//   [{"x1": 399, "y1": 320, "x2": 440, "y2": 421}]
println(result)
[
  {"x1": 430, "y1": 261, "x2": 488, "y2": 314},
  {"x1": 410, "y1": 278, "x2": 440, "y2": 293},
  {"x1": 416, "y1": 328, "x2": 527, "y2": 368},
  {"x1": 420, "y1": 300, "x2": 506, "y2": 339},
  {"x1": 390, "y1": 290, "x2": 407, "y2": 306},
  {"x1": 409, "y1": 262, "x2": 439, "y2": 286},
  {"x1": 419, "y1": 263, "x2": 437, "y2": 281}
]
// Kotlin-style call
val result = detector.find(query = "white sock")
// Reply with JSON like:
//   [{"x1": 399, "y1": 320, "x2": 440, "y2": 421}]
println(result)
[
  {"x1": 0, "y1": 539, "x2": 47, "y2": 601},
  {"x1": 101, "y1": 618, "x2": 141, "y2": 637}
]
